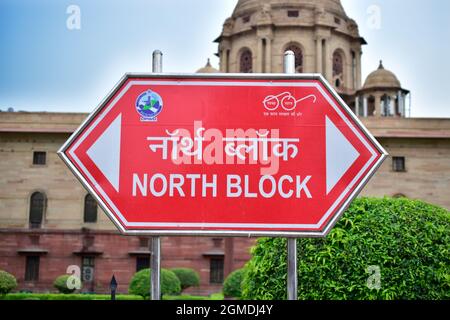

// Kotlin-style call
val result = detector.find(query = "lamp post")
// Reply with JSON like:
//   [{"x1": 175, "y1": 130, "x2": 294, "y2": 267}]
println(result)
[{"x1": 110, "y1": 275, "x2": 118, "y2": 300}]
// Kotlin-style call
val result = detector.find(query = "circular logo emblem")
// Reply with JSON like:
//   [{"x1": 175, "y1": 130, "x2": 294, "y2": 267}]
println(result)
[{"x1": 135, "y1": 90, "x2": 163, "y2": 121}]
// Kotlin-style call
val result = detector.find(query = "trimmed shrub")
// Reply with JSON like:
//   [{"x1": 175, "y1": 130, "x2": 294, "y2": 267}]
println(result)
[
  {"x1": 128, "y1": 268, "x2": 181, "y2": 298},
  {"x1": 53, "y1": 275, "x2": 78, "y2": 294},
  {"x1": 242, "y1": 198, "x2": 450, "y2": 300},
  {"x1": 0, "y1": 270, "x2": 17, "y2": 294},
  {"x1": 171, "y1": 268, "x2": 200, "y2": 291},
  {"x1": 223, "y1": 268, "x2": 246, "y2": 298}
]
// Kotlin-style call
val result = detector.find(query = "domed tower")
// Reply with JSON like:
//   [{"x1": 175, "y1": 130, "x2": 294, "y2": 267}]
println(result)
[
  {"x1": 215, "y1": 0, "x2": 367, "y2": 101},
  {"x1": 196, "y1": 59, "x2": 220, "y2": 73},
  {"x1": 355, "y1": 61, "x2": 410, "y2": 118}
]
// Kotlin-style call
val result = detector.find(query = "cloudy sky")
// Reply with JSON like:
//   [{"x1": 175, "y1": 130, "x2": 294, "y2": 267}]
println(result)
[{"x1": 0, "y1": 0, "x2": 449, "y2": 117}]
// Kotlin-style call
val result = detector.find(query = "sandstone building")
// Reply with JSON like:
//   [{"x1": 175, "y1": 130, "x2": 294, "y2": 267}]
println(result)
[{"x1": 1, "y1": 0, "x2": 449, "y2": 295}]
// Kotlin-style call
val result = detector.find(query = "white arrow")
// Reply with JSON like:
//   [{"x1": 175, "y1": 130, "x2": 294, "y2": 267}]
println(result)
[
  {"x1": 87, "y1": 114, "x2": 122, "y2": 192},
  {"x1": 326, "y1": 116, "x2": 360, "y2": 194}
]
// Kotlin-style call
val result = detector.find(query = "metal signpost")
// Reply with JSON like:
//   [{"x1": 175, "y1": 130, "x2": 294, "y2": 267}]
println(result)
[
  {"x1": 284, "y1": 51, "x2": 298, "y2": 301},
  {"x1": 59, "y1": 50, "x2": 387, "y2": 301},
  {"x1": 150, "y1": 50, "x2": 162, "y2": 300}
]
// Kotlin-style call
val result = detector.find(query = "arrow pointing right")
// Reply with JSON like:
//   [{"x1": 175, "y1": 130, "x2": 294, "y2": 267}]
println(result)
[{"x1": 325, "y1": 116, "x2": 360, "y2": 195}]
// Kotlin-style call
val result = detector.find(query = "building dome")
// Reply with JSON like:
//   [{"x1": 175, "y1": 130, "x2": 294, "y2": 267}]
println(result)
[
  {"x1": 216, "y1": 0, "x2": 365, "y2": 96},
  {"x1": 356, "y1": 60, "x2": 409, "y2": 118},
  {"x1": 363, "y1": 61, "x2": 402, "y2": 90},
  {"x1": 219, "y1": 0, "x2": 361, "y2": 42},
  {"x1": 233, "y1": 0, "x2": 348, "y2": 19},
  {"x1": 196, "y1": 59, "x2": 219, "y2": 73}
]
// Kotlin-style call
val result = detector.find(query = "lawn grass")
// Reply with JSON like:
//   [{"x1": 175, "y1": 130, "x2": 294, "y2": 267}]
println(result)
[
  {"x1": 163, "y1": 295, "x2": 208, "y2": 300},
  {"x1": 1, "y1": 292, "x2": 224, "y2": 300},
  {"x1": 163, "y1": 292, "x2": 224, "y2": 300}
]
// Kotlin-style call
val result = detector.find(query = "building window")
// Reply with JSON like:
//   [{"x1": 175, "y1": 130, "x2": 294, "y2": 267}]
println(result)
[
  {"x1": 29, "y1": 192, "x2": 46, "y2": 229},
  {"x1": 392, "y1": 157, "x2": 406, "y2": 172},
  {"x1": 335, "y1": 78, "x2": 341, "y2": 88},
  {"x1": 367, "y1": 96, "x2": 376, "y2": 116},
  {"x1": 25, "y1": 256, "x2": 40, "y2": 281},
  {"x1": 81, "y1": 256, "x2": 95, "y2": 283},
  {"x1": 333, "y1": 51, "x2": 344, "y2": 77},
  {"x1": 262, "y1": 38, "x2": 267, "y2": 73},
  {"x1": 33, "y1": 151, "x2": 46, "y2": 165},
  {"x1": 136, "y1": 256, "x2": 150, "y2": 272},
  {"x1": 356, "y1": 96, "x2": 365, "y2": 117},
  {"x1": 139, "y1": 237, "x2": 150, "y2": 248},
  {"x1": 333, "y1": 50, "x2": 344, "y2": 89},
  {"x1": 239, "y1": 49, "x2": 253, "y2": 73},
  {"x1": 381, "y1": 94, "x2": 395, "y2": 117},
  {"x1": 242, "y1": 16, "x2": 250, "y2": 23},
  {"x1": 334, "y1": 17, "x2": 341, "y2": 25},
  {"x1": 287, "y1": 10, "x2": 299, "y2": 17},
  {"x1": 83, "y1": 194, "x2": 97, "y2": 223},
  {"x1": 209, "y1": 258, "x2": 224, "y2": 284},
  {"x1": 284, "y1": 44, "x2": 303, "y2": 73}
]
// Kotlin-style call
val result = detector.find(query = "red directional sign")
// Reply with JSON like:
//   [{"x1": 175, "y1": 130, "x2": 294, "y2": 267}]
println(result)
[{"x1": 59, "y1": 74, "x2": 387, "y2": 237}]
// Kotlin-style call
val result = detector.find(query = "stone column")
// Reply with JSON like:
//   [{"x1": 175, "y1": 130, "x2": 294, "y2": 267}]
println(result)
[
  {"x1": 363, "y1": 95, "x2": 368, "y2": 117},
  {"x1": 266, "y1": 38, "x2": 272, "y2": 73},
  {"x1": 316, "y1": 37, "x2": 323, "y2": 74},
  {"x1": 356, "y1": 51, "x2": 362, "y2": 89},
  {"x1": 355, "y1": 95, "x2": 360, "y2": 116},
  {"x1": 220, "y1": 48, "x2": 230, "y2": 72},
  {"x1": 390, "y1": 95, "x2": 397, "y2": 117},
  {"x1": 398, "y1": 91, "x2": 404, "y2": 117},
  {"x1": 223, "y1": 50, "x2": 228, "y2": 73},
  {"x1": 219, "y1": 50, "x2": 225, "y2": 72},
  {"x1": 347, "y1": 58, "x2": 352, "y2": 91},
  {"x1": 257, "y1": 38, "x2": 263, "y2": 73},
  {"x1": 324, "y1": 39, "x2": 332, "y2": 82},
  {"x1": 375, "y1": 94, "x2": 382, "y2": 117}
]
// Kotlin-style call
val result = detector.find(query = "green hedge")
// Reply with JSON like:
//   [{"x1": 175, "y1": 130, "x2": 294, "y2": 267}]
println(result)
[
  {"x1": 128, "y1": 268, "x2": 181, "y2": 298},
  {"x1": 242, "y1": 198, "x2": 450, "y2": 300},
  {"x1": 0, "y1": 270, "x2": 17, "y2": 294},
  {"x1": 171, "y1": 268, "x2": 200, "y2": 291},
  {"x1": 223, "y1": 268, "x2": 246, "y2": 298},
  {"x1": 53, "y1": 275, "x2": 78, "y2": 294},
  {"x1": 0, "y1": 293, "x2": 143, "y2": 300}
]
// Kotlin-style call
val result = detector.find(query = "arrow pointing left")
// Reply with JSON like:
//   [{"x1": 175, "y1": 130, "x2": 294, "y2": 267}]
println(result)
[{"x1": 87, "y1": 114, "x2": 122, "y2": 192}]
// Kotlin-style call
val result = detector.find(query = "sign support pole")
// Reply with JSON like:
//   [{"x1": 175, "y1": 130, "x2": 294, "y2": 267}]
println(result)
[
  {"x1": 150, "y1": 237, "x2": 161, "y2": 300},
  {"x1": 284, "y1": 50, "x2": 298, "y2": 301},
  {"x1": 150, "y1": 50, "x2": 163, "y2": 301},
  {"x1": 287, "y1": 238, "x2": 298, "y2": 300}
]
